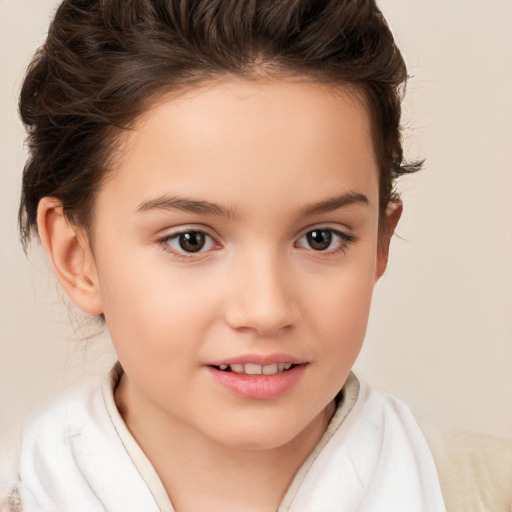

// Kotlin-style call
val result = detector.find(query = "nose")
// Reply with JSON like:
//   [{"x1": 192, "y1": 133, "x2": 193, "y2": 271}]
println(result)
[{"x1": 223, "y1": 250, "x2": 299, "y2": 336}]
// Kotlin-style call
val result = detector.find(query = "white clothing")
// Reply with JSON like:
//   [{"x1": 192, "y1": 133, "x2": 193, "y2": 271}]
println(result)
[{"x1": 2, "y1": 367, "x2": 447, "y2": 511}]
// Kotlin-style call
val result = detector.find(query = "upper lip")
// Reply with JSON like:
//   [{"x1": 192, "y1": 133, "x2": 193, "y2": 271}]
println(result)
[{"x1": 207, "y1": 353, "x2": 308, "y2": 366}]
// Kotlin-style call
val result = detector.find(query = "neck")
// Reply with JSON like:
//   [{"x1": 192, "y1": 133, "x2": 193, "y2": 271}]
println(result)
[{"x1": 115, "y1": 376, "x2": 335, "y2": 512}]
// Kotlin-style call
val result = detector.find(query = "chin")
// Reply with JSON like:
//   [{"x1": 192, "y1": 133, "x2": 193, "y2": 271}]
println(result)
[
  {"x1": 214, "y1": 429, "x2": 299, "y2": 452},
  {"x1": 206, "y1": 408, "x2": 329, "y2": 453}
]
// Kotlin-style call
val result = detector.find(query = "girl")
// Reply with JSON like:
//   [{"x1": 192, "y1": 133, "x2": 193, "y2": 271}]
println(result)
[{"x1": 2, "y1": 1, "x2": 510, "y2": 511}]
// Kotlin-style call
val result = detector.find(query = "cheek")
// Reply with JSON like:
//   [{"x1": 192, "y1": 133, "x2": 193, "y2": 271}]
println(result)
[
  {"x1": 305, "y1": 259, "x2": 377, "y2": 358},
  {"x1": 94, "y1": 245, "x2": 220, "y2": 355}
]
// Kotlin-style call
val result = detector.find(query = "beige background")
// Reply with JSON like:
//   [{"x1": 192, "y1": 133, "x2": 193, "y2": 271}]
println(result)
[{"x1": 1, "y1": 0, "x2": 511, "y2": 443}]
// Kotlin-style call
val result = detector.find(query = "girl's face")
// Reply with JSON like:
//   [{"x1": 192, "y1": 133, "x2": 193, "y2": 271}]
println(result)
[{"x1": 86, "y1": 79, "x2": 384, "y2": 450}]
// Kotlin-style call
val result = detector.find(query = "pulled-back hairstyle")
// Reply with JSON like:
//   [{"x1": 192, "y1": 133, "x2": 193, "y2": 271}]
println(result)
[{"x1": 19, "y1": 0, "x2": 420, "y2": 248}]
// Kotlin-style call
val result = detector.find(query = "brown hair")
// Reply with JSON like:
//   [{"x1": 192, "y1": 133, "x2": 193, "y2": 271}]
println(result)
[{"x1": 19, "y1": 0, "x2": 420, "y2": 248}]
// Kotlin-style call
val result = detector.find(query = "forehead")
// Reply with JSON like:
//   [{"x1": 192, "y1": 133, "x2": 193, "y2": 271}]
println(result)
[{"x1": 99, "y1": 78, "x2": 378, "y2": 220}]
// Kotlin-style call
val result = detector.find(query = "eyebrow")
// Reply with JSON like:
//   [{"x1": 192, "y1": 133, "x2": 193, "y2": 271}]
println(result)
[
  {"x1": 299, "y1": 191, "x2": 369, "y2": 216},
  {"x1": 136, "y1": 191, "x2": 369, "y2": 218},
  {"x1": 136, "y1": 195, "x2": 237, "y2": 218}
]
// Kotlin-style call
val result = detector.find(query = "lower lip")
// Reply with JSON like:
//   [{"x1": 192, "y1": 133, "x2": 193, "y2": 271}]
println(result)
[{"x1": 206, "y1": 364, "x2": 306, "y2": 400}]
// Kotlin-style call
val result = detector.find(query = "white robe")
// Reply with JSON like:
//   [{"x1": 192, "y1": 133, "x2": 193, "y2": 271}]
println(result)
[{"x1": 2, "y1": 368, "x2": 446, "y2": 512}]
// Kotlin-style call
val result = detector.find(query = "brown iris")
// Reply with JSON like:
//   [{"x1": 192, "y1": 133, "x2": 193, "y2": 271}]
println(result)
[
  {"x1": 306, "y1": 230, "x2": 332, "y2": 251},
  {"x1": 178, "y1": 232, "x2": 206, "y2": 252}
]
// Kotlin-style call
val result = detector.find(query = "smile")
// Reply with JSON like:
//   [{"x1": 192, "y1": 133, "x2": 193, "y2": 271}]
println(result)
[
  {"x1": 215, "y1": 363, "x2": 294, "y2": 375},
  {"x1": 207, "y1": 359, "x2": 307, "y2": 399}
]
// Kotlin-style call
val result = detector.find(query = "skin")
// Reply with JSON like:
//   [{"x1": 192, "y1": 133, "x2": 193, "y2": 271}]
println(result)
[{"x1": 38, "y1": 78, "x2": 401, "y2": 511}]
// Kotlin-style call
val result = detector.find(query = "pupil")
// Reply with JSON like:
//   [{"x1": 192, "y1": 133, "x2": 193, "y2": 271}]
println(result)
[
  {"x1": 179, "y1": 232, "x2": 205, "y2": 252},
  {"x1": 307, "y1": 230, "x2": 332, "y2": 251}
]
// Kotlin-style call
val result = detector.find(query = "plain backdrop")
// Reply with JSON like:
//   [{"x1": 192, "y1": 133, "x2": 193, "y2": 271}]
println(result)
[{"x1": 1, "y1": 0, "x2": 511, "y2": 443}]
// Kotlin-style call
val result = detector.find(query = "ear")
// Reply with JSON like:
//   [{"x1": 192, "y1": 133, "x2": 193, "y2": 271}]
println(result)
[
  {"x1": 37, "y1": 197, "x2": 103, "y2": 316},
  {"x1": 376, "y1": 199, "x2": 403, "y2": 280}
]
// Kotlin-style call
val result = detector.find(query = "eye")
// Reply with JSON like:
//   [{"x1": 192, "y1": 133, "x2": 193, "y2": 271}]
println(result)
[
  {"x1": 161, "y1": 230, "x2": 217, "y2": 255},
  {"x1": 296, "y1": 228, "x2": 354, "y2": 252}
]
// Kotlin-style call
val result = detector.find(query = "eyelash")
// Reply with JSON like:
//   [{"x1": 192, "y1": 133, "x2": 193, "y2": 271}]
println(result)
[
  {"x1": 156, "y1": 227, "x2": 356, "y2": 260},
  {"x1": 156, "y1": 229, "x2": 219, "y2": 261},
  {"x1": 295, "y1": 228, "x2": 356, "y2": 255}
]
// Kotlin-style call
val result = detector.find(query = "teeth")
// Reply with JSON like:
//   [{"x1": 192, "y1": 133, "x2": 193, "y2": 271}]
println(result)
[
  {"x1": 230, "y1": 364, "x2": 245, "y2": 373},
  {"x1": 262, "y1": 363, "x2": 278, "y2": 375},
  {"x1": 217, "y1": 363, "x2": 294, "y2": 375},
  {"x1": 245, "y1": 363, "x2": 263, "y2": 375}
]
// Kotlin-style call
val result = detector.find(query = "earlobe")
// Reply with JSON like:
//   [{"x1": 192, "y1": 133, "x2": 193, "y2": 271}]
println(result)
[
  {"x1": 376, "y1": 199, "x2": 403, "y2": 280},
  {"x1": 37, "y1": 197, "x2": 103, "y2": 316}
]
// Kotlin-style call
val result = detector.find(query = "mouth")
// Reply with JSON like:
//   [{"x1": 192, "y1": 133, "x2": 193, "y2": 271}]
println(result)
[
  {"x1": 206, "y1": 360, "x2": 307, "y2": 399},
  {"x1": 211, "y1": 362, "x2": 296, "y2": 376}
]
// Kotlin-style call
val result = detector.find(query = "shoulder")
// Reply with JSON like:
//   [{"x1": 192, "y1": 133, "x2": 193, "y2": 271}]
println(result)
[
  {"x1": 14, "y1": 384, "x2": 112, "y2": 500},
  {"x1": 412, "y1": 410, "x2": 512, "y2": 512},
  {"x1": 18, "y1": 382, "x2": 109, "y2": 468},
  {"x1": 1, "y1": 384, "x2": 103, "y2": 510},
  {"x1": 6, "y1": 375, "x2": 163, "y2": 512}
]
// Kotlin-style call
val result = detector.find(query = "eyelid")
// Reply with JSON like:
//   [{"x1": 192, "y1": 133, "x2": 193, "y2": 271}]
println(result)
[
  {"x1": 156, "y1": 225, "x2": 221, "y2": 259},
  {"x1": 156, "y1": 223, "x2": 220, "y2": 240},
  {"x1": 294, "y1": 225, "x2": 356, "y2": 253},
  {"x1": 295, "y1": 222, "x2": 355, "y2": 240}
]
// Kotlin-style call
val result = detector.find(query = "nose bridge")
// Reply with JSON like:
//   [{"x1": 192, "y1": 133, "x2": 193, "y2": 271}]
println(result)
[{"x1": 224, "y1": 245, "x2": 298, "y2": 335}]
